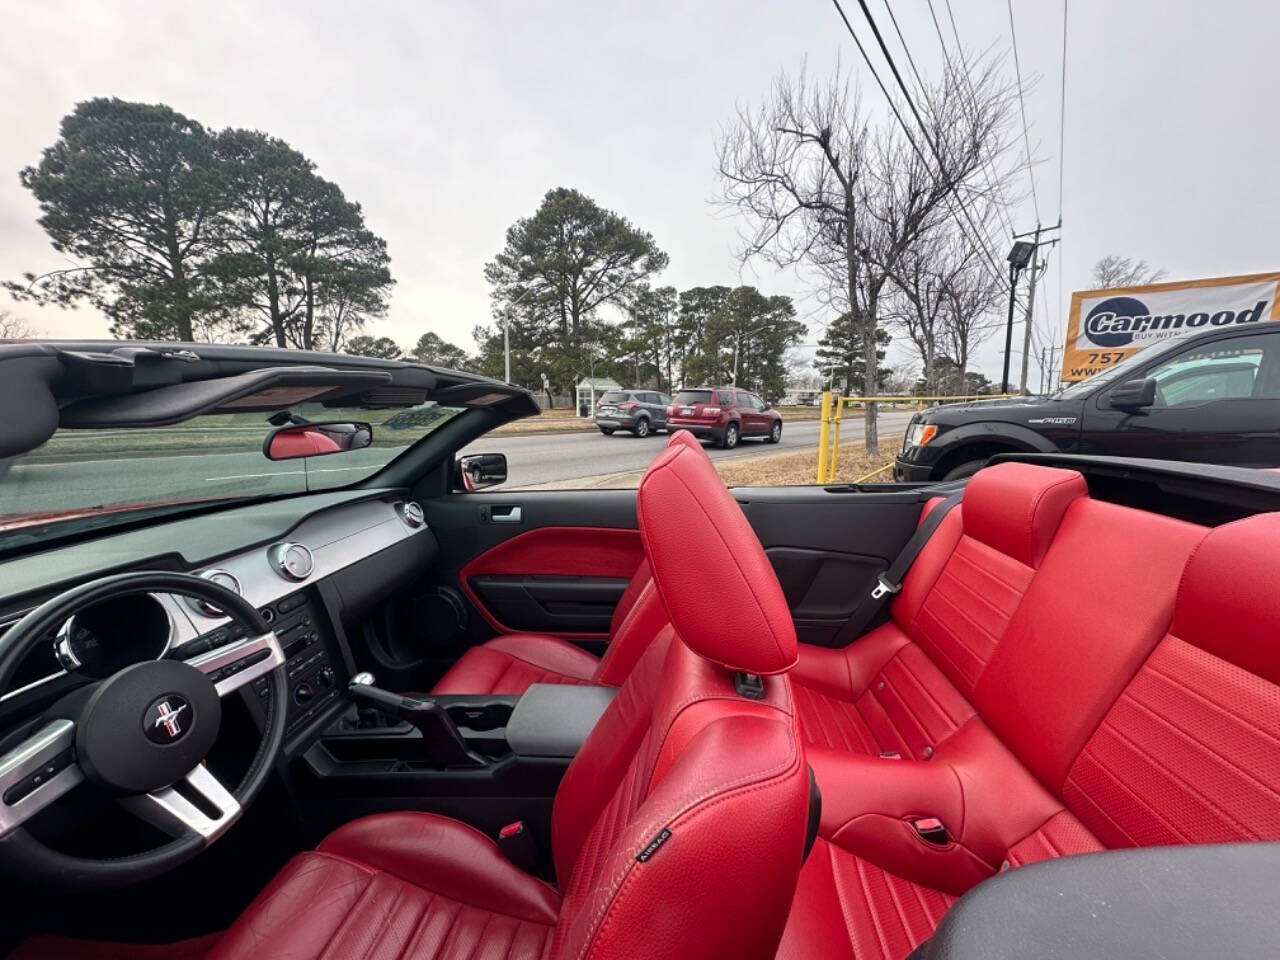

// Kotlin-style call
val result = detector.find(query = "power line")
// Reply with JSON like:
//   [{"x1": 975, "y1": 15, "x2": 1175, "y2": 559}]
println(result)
[
  {"x1": 881, "y1": 0, "x2": 927, "y2": 99},
  {"x1": 1057, "y1": 0, "x2": 1069, "y2": 223},
  {"x1": 934, "y1": 0, "x2": 1017, "y2": 245},
  {"x1": 833, "y1": 0, "x2": 1008, "y2": 291},
  {"x1": 1056, "y1": 0, "x2": 1069, "y2": 339},
  {"x1": 1003, "y1": 0, "x2": 1044, "y2": 221}
]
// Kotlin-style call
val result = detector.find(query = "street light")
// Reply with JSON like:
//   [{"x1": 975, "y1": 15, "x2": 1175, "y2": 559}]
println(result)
[
  {"x1": 503, "y1": 288, "x2": 536, "y2": 385},
  {"x1": 1001, "y1": 241, "x2": 1036, "y2": 394}
]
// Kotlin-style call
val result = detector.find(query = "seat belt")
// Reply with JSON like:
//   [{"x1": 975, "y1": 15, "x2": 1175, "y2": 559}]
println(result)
[{"x1": 831, "y1": 492, "x2": 963, "y2": 646}]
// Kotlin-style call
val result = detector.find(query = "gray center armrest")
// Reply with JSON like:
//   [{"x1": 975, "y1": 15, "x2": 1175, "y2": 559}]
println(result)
[{"x1": 505, "y1": 683, "x2": 617, "y2": 759}]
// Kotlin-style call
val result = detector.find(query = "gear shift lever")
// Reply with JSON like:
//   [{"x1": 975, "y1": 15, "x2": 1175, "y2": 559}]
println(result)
[{"x1": 346, "y1": 674, "x2": 484, "y2": 768}]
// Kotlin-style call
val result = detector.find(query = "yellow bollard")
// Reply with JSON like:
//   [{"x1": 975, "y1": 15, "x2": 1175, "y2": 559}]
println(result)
[
  {"x1": 828, "y1": 396, "x2": 844, "y2": 482},
  {"x1": 815, "y1": 391, "x2": 832, "y2": 483}
]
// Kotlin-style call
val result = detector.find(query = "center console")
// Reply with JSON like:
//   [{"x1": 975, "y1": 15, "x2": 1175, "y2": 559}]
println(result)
[
  {"x1": 183, "y1": 587, "x2": 344, "y2": 736},
  {"x1": 293, "y1": 678, "x2": 617, "y2": 842}
]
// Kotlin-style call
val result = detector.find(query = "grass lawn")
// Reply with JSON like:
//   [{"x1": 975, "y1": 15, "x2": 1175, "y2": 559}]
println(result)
[{"x1": 712, "y1": 436, "x2": 903, "y2": 487}]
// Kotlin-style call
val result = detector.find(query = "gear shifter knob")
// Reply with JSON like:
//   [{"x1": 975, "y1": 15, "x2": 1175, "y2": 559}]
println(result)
[{"x1": 350, "y1": 671, "x2": 376, "y2": 687}]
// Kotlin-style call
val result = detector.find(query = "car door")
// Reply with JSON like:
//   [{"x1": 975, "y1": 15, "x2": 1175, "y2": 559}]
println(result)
[
  {"x1": 744, "y1": 391, "x2": 770, "y2": 435},
  {"x1": 1081, "y1": 329, "x2": 1280, "y2": 466},
  {"x1": 650, "y1": 391, "x2": 670, "y2": 427},
  {"x1": 640, "y1": 391, "x2": 663, "y2": 426}
]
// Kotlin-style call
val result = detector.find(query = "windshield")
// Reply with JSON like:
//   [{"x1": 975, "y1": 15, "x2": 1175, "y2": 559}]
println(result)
[
  {"x1": 0, "y1": 402, "x2": 462, "y2": 546},
  {"x1": 1054, "y1": 338, "x2": 1187, "y2": 399}
]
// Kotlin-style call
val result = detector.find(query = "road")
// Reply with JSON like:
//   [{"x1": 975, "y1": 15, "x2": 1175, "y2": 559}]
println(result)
[
  {"x1": 0, "y1": 411, "x2": 916, "y2": 517},
  {"x1": 465, "y1": 413, "x2": 915, "y2": 486}
]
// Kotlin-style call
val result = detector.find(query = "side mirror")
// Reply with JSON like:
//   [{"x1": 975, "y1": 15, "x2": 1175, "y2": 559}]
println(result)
[
  {"x1": 1108, "y1": 378, "x2": 1157, "y2": 411},
  {"x1": 455, "y1": 452, "x2": 507, "y2": 491},
  {"x1": 264, "y1": 421, "x2": 373, "y2": 460},
  {"x1": 762, "y1": 401, "x2": 773, "y2": 411}
]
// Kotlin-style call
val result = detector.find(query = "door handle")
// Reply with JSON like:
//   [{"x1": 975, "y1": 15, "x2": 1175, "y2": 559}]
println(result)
[{"x1": 490, "y1": 505, "x2": 522, "y2": 523}]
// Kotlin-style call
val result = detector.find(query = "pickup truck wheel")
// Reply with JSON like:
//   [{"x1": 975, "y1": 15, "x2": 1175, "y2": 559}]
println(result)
[
  {"x1": 599, "y1": 427, "x2": 615, "y2": 436},
  {"x1": 632, "y1": 417, "x2": 650, "y2": 438},
  {"x1": 942, "y1": 459, "x2": 987, "y2": 481}
]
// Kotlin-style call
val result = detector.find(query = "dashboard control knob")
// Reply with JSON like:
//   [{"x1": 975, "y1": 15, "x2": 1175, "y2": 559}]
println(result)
[
  {"x1": 294, "y1": 681, "x2": 315, "y2": 705},
  {"x1": 268, "y1": 542, "x2": 314, "y2": 582},
  {"x1": 316, "y1": 667, "x2": 334, "y2": 689}
]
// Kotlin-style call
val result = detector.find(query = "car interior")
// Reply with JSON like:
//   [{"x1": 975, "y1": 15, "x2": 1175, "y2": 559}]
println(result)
[{"x1": 1, "y1": 342, "x2": 1280, "y2": 959}]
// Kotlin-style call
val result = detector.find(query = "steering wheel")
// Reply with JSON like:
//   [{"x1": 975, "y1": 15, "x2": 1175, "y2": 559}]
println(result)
[{"x1": 0, "y1": 571, "x2": 287, "y2": 887}]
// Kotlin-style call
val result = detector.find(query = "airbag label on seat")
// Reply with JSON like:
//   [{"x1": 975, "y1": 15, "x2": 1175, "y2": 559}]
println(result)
[{"x1": 636, "y1": 827, "x2": 672, "y2": 862}]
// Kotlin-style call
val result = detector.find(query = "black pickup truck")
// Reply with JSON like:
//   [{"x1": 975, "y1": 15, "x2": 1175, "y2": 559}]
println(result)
[{"x1": 894, "y1": 324, "x2": 1280, "y2": 481}]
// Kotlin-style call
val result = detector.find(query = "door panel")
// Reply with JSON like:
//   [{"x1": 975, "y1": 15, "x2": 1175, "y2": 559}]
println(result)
[
  {"x1": 734, "y1": 486, "x2": 931, "y2": 646},
  {"x1": 458, "y1": 525, "x2": 643, "y2": 637},
  {"x1": 408, "y1": 486, "x2": 929, "y2": 673},
  {"x1": 420, "y1": 491, "x2": 642, "y2": 650},
  {"x1": 470, "y1": 575, "x2": 631, "y2": 634}
]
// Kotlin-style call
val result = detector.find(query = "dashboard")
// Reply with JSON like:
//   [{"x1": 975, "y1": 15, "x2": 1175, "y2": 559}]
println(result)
[{"x1": 0, "y1": 492, "x2": 437, "y2": 745}]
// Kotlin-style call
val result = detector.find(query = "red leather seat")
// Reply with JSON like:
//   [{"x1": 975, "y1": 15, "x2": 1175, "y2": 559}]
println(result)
[
  {"x1": 780, "y1": 469, "x2": 1280, "y2": 959},
  {"x1": 790, "y1": 462, "x2": 1086, "y2": 755},
  {"x1": 430, "y1": 433, "x2": 708, "y2": 697},
  {"x1": 105, "y1": 424, "x2": 810, "y2": 960}
]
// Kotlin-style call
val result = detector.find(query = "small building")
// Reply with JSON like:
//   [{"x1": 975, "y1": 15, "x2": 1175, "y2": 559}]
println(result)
[{"x1": 575, "y1": 377, "x2": 622, "y2": 417}]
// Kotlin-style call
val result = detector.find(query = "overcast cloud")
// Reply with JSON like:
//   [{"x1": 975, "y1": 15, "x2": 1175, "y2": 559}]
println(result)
[{"x1": 2, "y1": 0, "x2": 1278, "y2": 383}]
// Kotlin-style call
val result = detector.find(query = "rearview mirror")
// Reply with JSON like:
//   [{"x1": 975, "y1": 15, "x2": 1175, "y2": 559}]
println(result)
[
  {"x1": 455, "y1": 452, "x2": 507, "y2": 491},
  {"x1": 263, "y1": 421, "x2": 373, "y2": 460},
  {"x1": 1108, "y1": 378, "x2": 1157, "y2": 411}
]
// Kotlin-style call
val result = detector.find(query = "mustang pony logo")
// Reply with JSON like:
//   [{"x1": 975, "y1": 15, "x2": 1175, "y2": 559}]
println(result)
[
  {"x1": 144, "y1": 696, "x2": 192, "y2": 744},
  {"x1": 154, "y1": 701, "x2": 188, "y2": 738}
]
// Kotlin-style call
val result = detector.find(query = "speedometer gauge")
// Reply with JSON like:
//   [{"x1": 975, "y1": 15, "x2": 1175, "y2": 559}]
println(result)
[{"x1": 55, "y1": 594, "x2": 173, "y2": 678}]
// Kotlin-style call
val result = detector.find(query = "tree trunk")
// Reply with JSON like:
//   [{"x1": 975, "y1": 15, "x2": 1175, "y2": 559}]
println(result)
[
  {"x1": 302, "y1": 275, "x2": 315, "y2": 351},
  {"x1": 165, "y1": 230, "x2": 194, "y2": 342},
  {"x1": 862, "y1": 317, "x2": 879, "y2": 456},
  {"x1": 846, "y1": 197, "x2": 878, "y2": 455},
  {"x1": 266, "y1": 252, "x2": 285, "y2": 347}
]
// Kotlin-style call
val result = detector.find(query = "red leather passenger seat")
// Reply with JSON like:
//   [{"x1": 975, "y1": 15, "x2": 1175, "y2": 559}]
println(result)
[
  {"x1": 430, "y1": 557, "x2": 665, "y2": 694},
  {"x1": 780, "y1": 469, "x2": 1280, "y2": 959},
  {"x1": 199, "y1": 420, "x2": 812, "y2": 960},
  {"x1": 429, "y1": 434, "x2": 712, "y2": 697}
]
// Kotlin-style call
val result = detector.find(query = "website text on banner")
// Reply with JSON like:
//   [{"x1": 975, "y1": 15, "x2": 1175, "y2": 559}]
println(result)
[{"x1": 1062, "y1": 271, "x2": 1280, "y2": 382}]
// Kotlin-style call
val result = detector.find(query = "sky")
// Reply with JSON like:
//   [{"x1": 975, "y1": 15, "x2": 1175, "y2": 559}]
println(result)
[{"x1": 2, "y1": 0, "x2": 1279, "y2": 386}]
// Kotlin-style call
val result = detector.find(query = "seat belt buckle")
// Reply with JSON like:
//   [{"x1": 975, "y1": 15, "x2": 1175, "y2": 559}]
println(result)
[
  {"x1": 871, "y1": 575, "x2": 902, "y2": 600},
  {"x1": 912, "y1": 817, "x2": 949, "y2": 845},
  {"x1": 497, "y1": 820, "x2": 538, "y2": 874}
]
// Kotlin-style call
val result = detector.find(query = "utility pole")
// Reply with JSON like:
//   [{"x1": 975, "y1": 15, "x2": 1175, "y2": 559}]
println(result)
[
  {"x1": 1018, "y1": 226, "x2": 1043, "y2": 395},
  {"x1": 1006, "y1": 222, "x2": 1061, "y2": 396}
]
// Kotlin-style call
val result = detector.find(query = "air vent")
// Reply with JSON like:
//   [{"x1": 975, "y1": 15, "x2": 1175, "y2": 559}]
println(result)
[
  {"x1": 399, "y1": 501, "x2": 425, "y2": 528},
  {"x1": 187, "y1": 569, "x2": 243, "y2": 617},
  {"x1": 268, "y1": 542, "x2": 314, "y2": 582}
]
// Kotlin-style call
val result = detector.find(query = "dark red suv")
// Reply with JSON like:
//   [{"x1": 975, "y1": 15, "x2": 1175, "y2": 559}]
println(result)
[{"x1": 665, "y1": 386, "x2": 783, "y2": 448}]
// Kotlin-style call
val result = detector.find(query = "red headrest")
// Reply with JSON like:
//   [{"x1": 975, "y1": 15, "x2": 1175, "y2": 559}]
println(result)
[
  {"x1": 962, "y1": 463, "x2": 1087, "y2": 568},
  {"x1": 667, "y1": 430, "x2": 704, "y2": 453},
  {"x1": 1172, "y1": 512, "x2": 1280, "y2": 683},
  {"x1": 637, "y1": 439, "x2": 797, "y2": 675}
]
